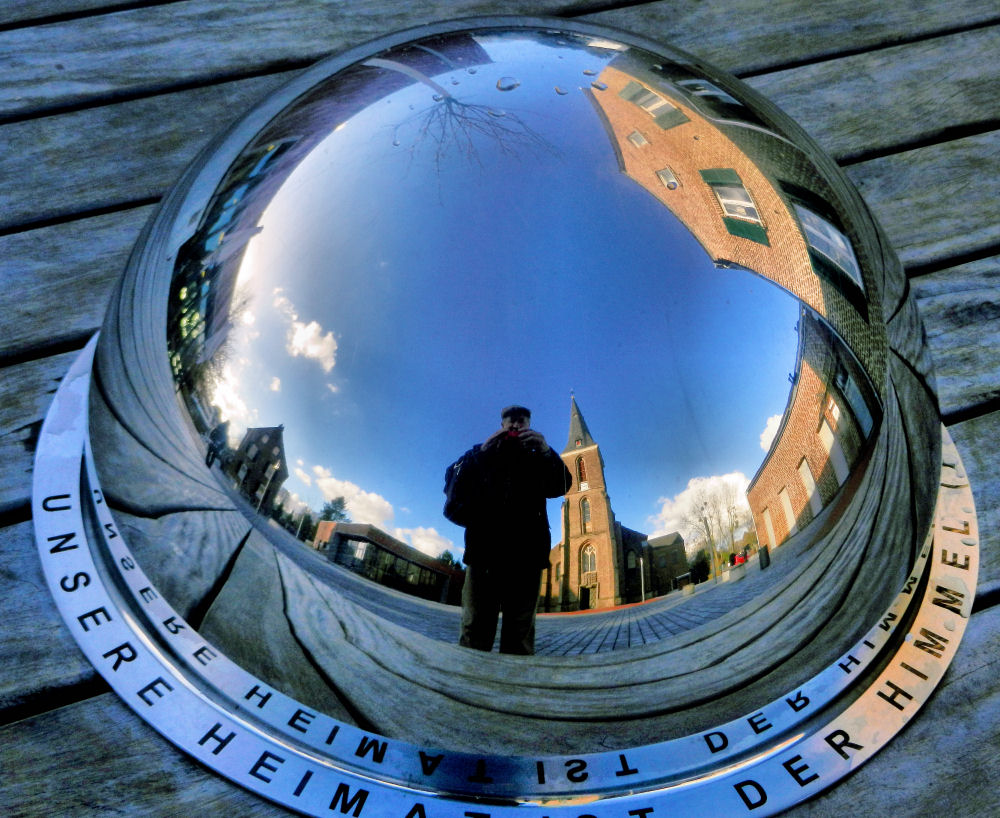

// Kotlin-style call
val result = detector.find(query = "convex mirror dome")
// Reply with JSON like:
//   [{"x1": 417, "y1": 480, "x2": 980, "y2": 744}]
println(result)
[{"x1": 33, "y1": 16, "x2": 977, "y2": 818}]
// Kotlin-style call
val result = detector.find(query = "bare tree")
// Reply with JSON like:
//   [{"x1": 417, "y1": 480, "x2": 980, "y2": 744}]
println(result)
[
  {"x1": 366, "y1": 57, "x2": 556, "y2": 176},
  {"x1": 683, "y1": 480, "x2": 750, "y2": 580}
]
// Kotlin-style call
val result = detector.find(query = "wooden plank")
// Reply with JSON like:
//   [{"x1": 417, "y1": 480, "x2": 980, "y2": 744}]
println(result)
[
  {"x1": 5, "y1": 74, "x2": 287, "y2": 231},
  {"x1": 0, "y1": 520, "x2": 97, "y2": 717},
  {"x1": 1, "y1": 691, "x2": 285, "y2": 817},
  {"x1": 0, "y1": 353, "x2": 74, "y2": 439},
  {"x1": 590, "y1": 0, "x2": 1000, "y2": 75},
  {"x1": 5, "y1": 26, "x2": 998, "y2": 242},
  {"x1": 0, "y1": 0, "x2": 605, "y2": 118},
  {"x1": 949, "y1": 410, "x2": 1000, "y2": 589},
  {"x1": 745, "y1": 26, "x2": 1000, "y2": 162},
  {"x1": 7, "y1": 12, "x2": 1000, "y2": 233},
  {"x1": 0, "y1": 207, "x2": 152, "y2": 363},
  {"x1": 0, "y1": 353, "x2": 76, "y2": 515},
  {"x1": 915, "y1": 255, "x2": 1000, "y2": 418},
  {"x1": 847, "y1": 131, "x2": 1000, "y2": 270},
  {"x1": 0, "y1": 2, "x2": 138, "y2": 28},
  {"x1": 4, "y1": 0, "x2": 998, "y2": 120}
]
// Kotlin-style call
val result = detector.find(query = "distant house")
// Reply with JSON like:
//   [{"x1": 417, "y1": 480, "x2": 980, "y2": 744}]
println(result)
[
  {"x1": 313, "y1": 521, "x2": 464, "y2": 605},
  {"x1": 647, "y1": 532, "x2": 689, "y2": 592},
  {"x1": 226, "y1": 425, "x2": 289, "y2": 514}
]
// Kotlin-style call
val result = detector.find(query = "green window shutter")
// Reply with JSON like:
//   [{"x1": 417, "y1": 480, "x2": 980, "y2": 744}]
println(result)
[
  {"x1": 723, "y1": 217, "x2": 770, "y2": 246},
  {"x1": 700, "y1": 168, "x2": 742, "y2": 186},
  {"x1": 654, "y1": 108, "x2": 690, "y2": 130},
  {"x1": 619, "y1": 81, "x2": 644, "y2": 102}
]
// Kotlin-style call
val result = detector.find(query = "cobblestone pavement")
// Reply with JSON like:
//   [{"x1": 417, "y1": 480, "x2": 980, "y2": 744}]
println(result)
[
  {"x1": 229, "y1": 465, "x2": 802, "y2": 656},
  {"x1": 253, "y1": 505, "x2": 799, "y2": 654}
]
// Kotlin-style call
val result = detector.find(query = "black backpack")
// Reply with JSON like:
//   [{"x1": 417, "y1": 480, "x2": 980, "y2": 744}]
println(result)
[{"x1": 443, "y1": 446, "x2": 480, "y2": 527}]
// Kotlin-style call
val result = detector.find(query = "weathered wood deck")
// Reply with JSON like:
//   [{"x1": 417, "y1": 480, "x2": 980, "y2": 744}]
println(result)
[{"x1": 2, "y1": 1, "x2": 998, "y2": 815}]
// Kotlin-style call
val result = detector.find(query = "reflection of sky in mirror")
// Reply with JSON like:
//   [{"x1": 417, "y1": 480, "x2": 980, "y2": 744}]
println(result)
[{"x1": 211, "y1": 34, "x2": 800, "y2": 558}]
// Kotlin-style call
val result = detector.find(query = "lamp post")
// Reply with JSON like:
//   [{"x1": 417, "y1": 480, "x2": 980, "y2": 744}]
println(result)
[
  {"x1": 255, "y1": 461, "x2": 279, "y2": 515},
  {"x1": 639, "y1": 555, "x2": 646, "y2": 601}
]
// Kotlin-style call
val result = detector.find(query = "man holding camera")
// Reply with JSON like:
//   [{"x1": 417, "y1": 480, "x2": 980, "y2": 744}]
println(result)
[{"x1": 446, "y1": 405, "x2": 572, "y2": 654}]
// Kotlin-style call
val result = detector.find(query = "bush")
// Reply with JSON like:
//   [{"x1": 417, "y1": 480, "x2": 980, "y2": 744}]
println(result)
[{"x1": 690, "y1": 550, "x2": 710, "y2": 584}]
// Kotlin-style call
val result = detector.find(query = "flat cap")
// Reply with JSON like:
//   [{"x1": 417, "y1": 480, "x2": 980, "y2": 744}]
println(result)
[{"x1": 501, "y1": 405, "x2": 531, "y2": 420}]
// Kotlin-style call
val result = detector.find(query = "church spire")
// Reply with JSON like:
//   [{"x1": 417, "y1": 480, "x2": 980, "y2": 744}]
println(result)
[{"x1": 564, "y1": 395, "x2": 596, "y2": 453}]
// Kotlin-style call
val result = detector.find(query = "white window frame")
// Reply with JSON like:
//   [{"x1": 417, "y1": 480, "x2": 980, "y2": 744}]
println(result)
[
  {"x1": 711, "y1": 182, "x2": 762, "y2": 223},
  {"x1": 794, "y1": 203, "x2": 864, "y2": 289}
]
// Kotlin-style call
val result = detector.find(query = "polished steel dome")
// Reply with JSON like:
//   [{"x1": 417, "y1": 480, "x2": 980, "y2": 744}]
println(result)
[{"x1": 33, "y1": 17, "x2": 966, "y2": 818}]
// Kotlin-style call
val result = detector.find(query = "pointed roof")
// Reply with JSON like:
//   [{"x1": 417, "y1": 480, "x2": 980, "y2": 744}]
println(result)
[{"x1": 564, "y1": 395, "x2": 596, "y2": 453}]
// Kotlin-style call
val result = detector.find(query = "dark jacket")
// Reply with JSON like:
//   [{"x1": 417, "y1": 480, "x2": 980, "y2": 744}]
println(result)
[{"x1": 448, "y1": 438, "x2": 571, "y2": 569}]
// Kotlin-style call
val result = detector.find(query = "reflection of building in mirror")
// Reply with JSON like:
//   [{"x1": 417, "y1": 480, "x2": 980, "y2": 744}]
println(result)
[
  {"x1": 223, "y1": 424, "x2": 289, "y2": 514},
  {"x1": 166, "y1": 34, "x2": 498, "y2": 429},
  {"x1": 748, "y1": 309, "x2": 881, "y2": 550},
  {"x1": 167, "y1": 139, "x2": 298, "y2": 429},
  {"x1": 589, "y1": 56, "x2": 887, "y2": 387},
  {"x1": 543, "y1": 398, "x2": 688, "y2": 611},
  {"x1": 313, "y1": 521, "x2": 464, "y2": 605}
]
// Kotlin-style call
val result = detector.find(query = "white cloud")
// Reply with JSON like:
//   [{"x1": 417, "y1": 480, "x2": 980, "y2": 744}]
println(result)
[
  {"x1": 393, "y1": 526, "x2": 454, "y2": 559},
  {"x1": 326, "y1": 383, "x2": 339, "y2": 394},
  {"x1": 287, "y1": 319, "x2": 337, "y2": 372},
  {"x1": 760, "y1": 414, "x2": 783, "y2": 452},
  {"x1": 312, "y1": 465, "x2": 395, "y2": 530},
  {"x1": 647, "y1": 472, "x2": 751, "y2": 543},
  {"x1": 270, "y1": 377, "x2": 281, "y2": 392},
  {"x1": 273, "y1": 289, "x2": 338, "y2": 373},
  {"x1": 294, "y1": 467, "x2": 313, "y2": 486}
]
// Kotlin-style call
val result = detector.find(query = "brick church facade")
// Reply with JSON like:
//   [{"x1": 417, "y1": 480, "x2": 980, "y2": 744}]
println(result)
[{"x1": 541, "y1": 398, "x2": 685, "y2": 612}]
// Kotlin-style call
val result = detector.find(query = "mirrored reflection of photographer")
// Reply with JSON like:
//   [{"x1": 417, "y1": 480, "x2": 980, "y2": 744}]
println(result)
[{"x1": 445, "y1": 405, "x2": 571, "y2": 654}]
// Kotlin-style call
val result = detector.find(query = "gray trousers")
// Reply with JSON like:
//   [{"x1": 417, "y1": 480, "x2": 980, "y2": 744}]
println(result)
[{"x1": 459, "y1": 562, "x2": 543, "y2": 654}]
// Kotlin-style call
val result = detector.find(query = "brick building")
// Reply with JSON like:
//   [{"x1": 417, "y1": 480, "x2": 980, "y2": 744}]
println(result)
[
  {"x1": 747, "y1": 310, "x2": 879, "y2": 548},
  {"x1": 313, "y1": 521, "x2": 463, "y2": 604},
  {"x1": 589, "y1": 55, "x2": 886, "y2": 389},
  {"x1": 226, "y1": 424, "x2": 289, "y2": 514},
  {"x1": 542, "y1": 398, "x2": 685, "y2": 611}
]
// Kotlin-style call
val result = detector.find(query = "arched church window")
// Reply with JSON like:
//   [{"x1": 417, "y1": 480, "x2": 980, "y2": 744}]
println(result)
[
  {"x1": 581, "y1": 498, "x2": 592, "y2": 532},
  {"x1": 581, "y1": 544, "x2": 596, "y2": 575},
  {"x1": 576, "y1": 456, "x2": 587, "y2": 484}
]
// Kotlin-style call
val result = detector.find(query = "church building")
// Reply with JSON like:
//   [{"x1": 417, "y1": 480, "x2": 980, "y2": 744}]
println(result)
[{"x1": 542, "y1": 398, "x2": 682, "y2": 611}]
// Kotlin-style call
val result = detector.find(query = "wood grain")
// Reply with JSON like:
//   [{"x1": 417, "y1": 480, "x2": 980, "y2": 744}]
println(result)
[
  {"x1": 1, "y1": 691, "x2": 284, "y2": 817},
  {"x1": 915, "y1": 255, "x2": 1000, "y2": 417},
  {"x1": 0, "y1": 521, "x2": 97, "y2": 717}
]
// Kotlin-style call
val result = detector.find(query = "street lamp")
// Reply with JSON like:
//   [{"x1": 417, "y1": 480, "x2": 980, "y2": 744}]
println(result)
[
  {"x1": 639, "y1": 555, "x2": 646, "y2": 601},
  {"x1": 255, "y1": 461, "x2": 279, "y2": 515}
]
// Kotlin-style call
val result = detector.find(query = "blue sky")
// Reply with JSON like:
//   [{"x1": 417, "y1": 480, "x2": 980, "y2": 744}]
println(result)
[{"x1": 208, "y1": 34, "x2": 800, "y2": 557}]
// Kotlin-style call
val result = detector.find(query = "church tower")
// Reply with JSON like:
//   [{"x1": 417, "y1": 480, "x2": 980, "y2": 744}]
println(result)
[{"x1": 548, "y1": 397, "x2": 624, "y2": 610}]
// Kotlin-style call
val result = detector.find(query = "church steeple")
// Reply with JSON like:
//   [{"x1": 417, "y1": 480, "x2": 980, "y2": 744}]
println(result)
[{"x1": 564, "y1": 395, "x2": 596, "y2": 453}]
